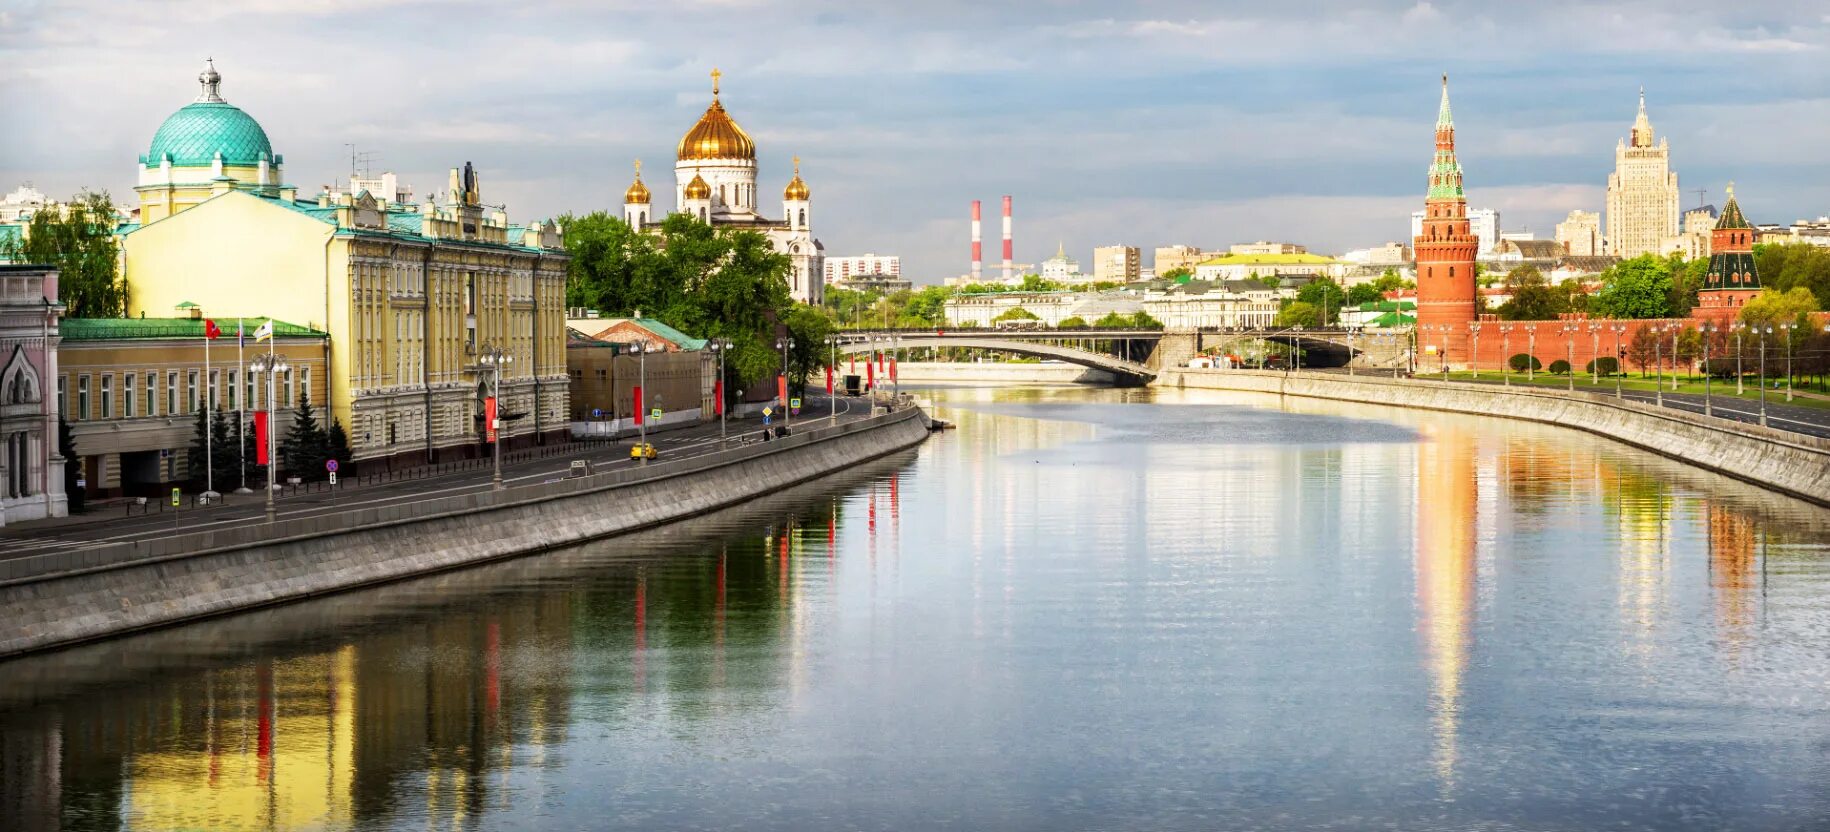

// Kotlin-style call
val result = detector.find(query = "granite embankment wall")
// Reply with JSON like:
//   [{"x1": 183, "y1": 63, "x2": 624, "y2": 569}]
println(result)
[
  {"x1": 1161, "y1": 369, "x2": 1830, "y2": 507},
  {"x1": 893, "y1": 362, "x2": 1117, "y2": 384},
  {"x1": 0, "y1": 408, "x2": 931, "y2": 658}
]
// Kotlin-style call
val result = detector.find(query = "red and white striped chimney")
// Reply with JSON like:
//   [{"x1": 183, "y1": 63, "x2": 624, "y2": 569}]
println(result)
[
  {"x1": 1001, "y1": 195, "x2": 1013, "y2": 281},
  {"x1": 970, "y1": 200, "x2": 982, "y2": 282}
]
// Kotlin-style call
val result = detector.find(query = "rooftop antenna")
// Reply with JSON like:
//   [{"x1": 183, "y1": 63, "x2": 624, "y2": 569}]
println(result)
[
  {"x1": 344, "y1": 144, "x2": 378, "y2": 179},
  {"x1": 1692, "y1": 188, "x2": 1708, "y2": 209}
]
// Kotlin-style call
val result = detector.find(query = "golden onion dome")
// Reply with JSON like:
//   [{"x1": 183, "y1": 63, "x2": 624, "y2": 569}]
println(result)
[
  {"x1": 677, "y1": 68, "x2": 756, "y2": 161},
  {"x1": 783, "y1": 155, "x2": 810, "y2": 201},
  {"x1": 624, "y1": 160, "x2": 651, "y2": 204},
  {"x1": 683, "y1": 173, "x2": 712, "y2": 200}
]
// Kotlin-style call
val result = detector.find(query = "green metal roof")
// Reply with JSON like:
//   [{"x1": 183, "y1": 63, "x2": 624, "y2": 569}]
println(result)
[
  {"x1": 632, "y1": 317, "x2": 708, "y2": 351},
  {"x1": 62, "y1": 317, "x2": 327, "y2": 342},
  {"x1": 144, "y1": 102, "x2": 274, "y2": 167}
]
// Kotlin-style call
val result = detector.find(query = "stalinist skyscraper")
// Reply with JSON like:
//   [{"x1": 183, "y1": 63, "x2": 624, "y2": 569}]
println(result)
[{"x1": 1605, "y1": 89, "x2": 1680, "y2": 258}]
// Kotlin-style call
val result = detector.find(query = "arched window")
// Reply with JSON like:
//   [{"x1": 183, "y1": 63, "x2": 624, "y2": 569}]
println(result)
[{"x1": 798, "y1": 208, "x2": 806, "y2": 228}]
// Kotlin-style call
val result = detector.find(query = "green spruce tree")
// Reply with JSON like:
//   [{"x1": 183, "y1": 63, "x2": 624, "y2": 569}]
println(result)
[
  {"x1": 281, "y1": 390, "x2": 327, "y2": 480},
  {"x1": 326, "y1": 418, "x2": 353, "y2": 472},
  {"x1": 58, "y1": 417, "x2": 83, "y2": 513},
  {"x1": 187, "y1": 406, "x2": 210, "y2": 490},
  {"x1": 209, "y1": 405, "x2": 241, "y2": 492}
]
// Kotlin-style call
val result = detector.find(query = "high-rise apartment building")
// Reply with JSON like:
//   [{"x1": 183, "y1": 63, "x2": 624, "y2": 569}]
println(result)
[
  {"x1": 824, "y1": 253, "x2": 900, "y2": 285},
  {"x1": 1092, "y1": 245, "x2": 1140, "y2": 283},
  {"x1": 1555, "y1": 210, "x2": 1603, "y2": 256},
  {"x1": 1605, "y1": 89, "x2": 1680, "y2": 258}
]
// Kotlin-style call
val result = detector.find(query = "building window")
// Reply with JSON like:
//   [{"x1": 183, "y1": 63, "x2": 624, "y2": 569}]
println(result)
[
  {"x1": 227, "y1": 370, "x2": 238, "y2": 411},
  {"x1": 245, "y1": 371, "x2": 255, "y2": 412},
  {"x1": 57, "y1": 376, "x2": 66, "y2": 421},
  {"x1": 186, "y1": 370, "x2": 198, "y2": 413},
  {"x1": 301, "y1": 366, "x2": 312, "y2": 407},
  {"x1": 282, "y1": 368, "x2": 294, "y2": 408},
  {"x1": 208, "y1": 370, "x2": 220, "y2": 411},
  {"x1": 167, "y1": 371, "x2": 179, "y2": 416},
  {"x1": 100, "y1": 374, "x2": 113, "y2": 420},
  {"x1": 123, "y1": 374, "x2": 135, "y2": 419}
]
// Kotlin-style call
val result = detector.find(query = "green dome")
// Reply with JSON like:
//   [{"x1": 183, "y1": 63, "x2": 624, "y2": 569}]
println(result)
[{"x1": 146, "y1": 101, "x2": 274, "y2": 167}]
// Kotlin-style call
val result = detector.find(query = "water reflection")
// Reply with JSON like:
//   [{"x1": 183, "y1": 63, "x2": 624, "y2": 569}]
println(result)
[{"x1": 4, "y1": 387, "x2": 1830, "y2": 830}]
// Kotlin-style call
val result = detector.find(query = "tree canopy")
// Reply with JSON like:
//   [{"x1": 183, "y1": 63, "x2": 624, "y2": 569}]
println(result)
[
  {"x1": 1590, "y1": 255, "x2": 1679, "y2": 319},
  {"x1": 0, "y1": 190, "x2": 128, "y2": 317},
  {"x1": 1754, "y1": 243, "x2": 1830, "y2": 311},
  {"x1": 1495, "y1": 265, "x2": 1570, "y2": 321},
  {"x1": 991, "y1": 306, "x2": 1040, "y2": 322},
  {"x1": 1738, "y1": 286, "x2": 1820, "y2": 327}
]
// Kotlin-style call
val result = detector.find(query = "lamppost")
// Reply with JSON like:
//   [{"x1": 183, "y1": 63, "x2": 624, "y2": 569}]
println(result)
[
  {"x1": 1346, "y1": 327, "x2": 1357, "y2": 376},
  {"x1": 248, "y1": 350, "x2": 288, "y2": 523},
  {"x1": 1562, "y1": 322, "x2": 1576, "y2": 392},
  {"x1": 1611, "y1": 324, "x2": 1626, "y2": 398},
  {"x1": 1756, "y1": 324, "x2": 1772, "y2": 427},
  {"x1": 1652, "y1": 324, "x2": 1665, "y2": 407},
  {"x1": 1468, "y1": 321, "x2": 1482, "y2": 379},
  {"x1": 1732, "y1": 322, "x2": 1746, "y2": 395},
  {"x1": 1780, "y1": 321, "x2": 1796, "y2": 402},
  {"x1": 1438, "y1": 325, "x2": 1449, "y2": 381},
  {"x1": 1668, "y1": 323, "x2": 1683, "y2": 392},
  {"x1": 478, "y1": 343, "x2": 513, "y2": 489},
  {"x1": 1699, "y1": 322, "x2": 1716, "y2": 418},
  {"x1": 775, "y1": 337, "x2": 794, "y2": 431},
  {"x1": 826, "y1": 334, "x2": 840, "y2": 423},
  {"x1": 1527, "y1": 327, "x2": 1537, "y2": 382},
  {"x1": 1499, "y1": 323, "x2": 1514, "y2": 386},
  {"x1": 1588, "y1": 322, "x2": 1604, "y2": 385},
  {"x1": 1388, "y1": 331, "x2": 1401, "y2": 379},
  {"x1": 629, "y1": 340, "x2": 650, "y2": 457},
  {"x1": 1292, "y1": 325, "x2": 1304, "y2": 373},
  {"x1": 708, "y1": 339, "x2": 729, "y2": 439}
]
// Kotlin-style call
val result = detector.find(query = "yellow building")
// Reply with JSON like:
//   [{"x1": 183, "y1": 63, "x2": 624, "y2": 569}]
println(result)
[{"x1": 119, "y1": 63, "x2": 570, "y2": 467}]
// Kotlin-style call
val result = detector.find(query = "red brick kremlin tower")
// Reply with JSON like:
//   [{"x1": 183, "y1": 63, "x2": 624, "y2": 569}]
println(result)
[
  {"x1": 1693, "y1": 183, "x2": 1762, "y2": 324},
  {"x1": 1414, "y1": 75, "x2": 1479, "y2": 366}
]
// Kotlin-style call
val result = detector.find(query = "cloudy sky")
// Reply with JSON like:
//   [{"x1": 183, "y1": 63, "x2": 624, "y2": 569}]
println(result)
[{"x1": 5, "y1": 0, "x2": 1829, "y2": 281}]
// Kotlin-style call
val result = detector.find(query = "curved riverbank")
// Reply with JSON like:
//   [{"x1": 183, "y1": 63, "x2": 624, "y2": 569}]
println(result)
[
  {"x1": 0, "y1": 407, "x2": 932, "y2": 658},
  {"x1": 1161, "y1": 368, "x2": 1830, "y2": 507}
]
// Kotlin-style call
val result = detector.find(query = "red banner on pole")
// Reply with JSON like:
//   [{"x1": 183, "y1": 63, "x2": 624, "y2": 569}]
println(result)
[
  {"x1": 632, "y1": 386, "x2": 643, "y2": 425},
  {"x1": 777, "y1": 374, "x2": 788, "y2": 405},
  {"x1": 849, "y1": 354, "x2": 856, "y2": 373},
  {"x1": 890, "y1": 356, "x2": 898, "y2": 382},
  {"x1": 866, "y1": 361, "x2": 875, "y2": 390},
  {"x1": 825, "y1": 365, "x2": 833, "y2": 394},
  {"x1": 713, "y1": 379, "x2": 724, "y2": 415},
  {"x1": 254, "y1": 410, "x2": 269, "y2": 464},
  {"x1": 485, "y1": 396, "x2": 498, "y2": 443}
]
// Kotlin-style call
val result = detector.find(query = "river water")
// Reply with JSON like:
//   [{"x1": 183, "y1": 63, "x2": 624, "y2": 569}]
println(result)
[{"x1": 3, "y1": 385, "x2": 1829, "y2": 831}]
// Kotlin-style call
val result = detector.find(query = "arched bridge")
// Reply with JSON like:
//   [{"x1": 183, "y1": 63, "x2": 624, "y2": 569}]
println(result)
[{"x1": 837, "y1": 334, "x2": 1157, "y2": 384}]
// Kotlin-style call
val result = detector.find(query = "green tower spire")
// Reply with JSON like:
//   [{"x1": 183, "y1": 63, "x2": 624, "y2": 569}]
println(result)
[{"x1": 1428, "y1": 74, "x2": 1464, "y2": 201}]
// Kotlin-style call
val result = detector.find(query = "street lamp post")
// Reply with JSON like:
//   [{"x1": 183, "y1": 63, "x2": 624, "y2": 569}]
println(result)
[
  {"x1": 1780, "y1": 322, "x2": 1795, "y2": 402},
  {"x1": 1732, "y1": 322, "x2": 1745, "y2": 395},
  {"x1": 1438, "y1": 326, "x2": 1449, "y2": 381},
  {"x1": 1468, "y1": 322, "x2": 1481, "y2": 379},
  {"x1": 1561, "y1": 323, "x2": 1576, "y2": 392},
  {"x1": 1292, "y1": 326, "x2": 1304, "y2": 373},
  {"x1": 631, "y1": 341, "x2": 650, "y2": 457},
  {"x1": 827, "y1": 335, "x2": 840, "y2": 423},
  {"x1": 1757, "y1": 324, "x2": 1771, "y2": 427},
  {"x1": 249, "y1": 350, "x2": 288, "y2": 523},
  {"x1": 1700, "y1": 322, "x2": 1715, "y2": 418},
  {"x1": 709, "y1": 339, "x2": 729, "y2": 440},
  {"x1": 1653, "y1": 325, "x2": 1665, "y2": 407},
  {"x1": 1527, "y1": 328, "x2": 1537, "y2": 382},
  {"x1": 775, "y1": 337, "x2": 794, "y2": 431},
  {"x1": 478, "y1": 343, "x2": 513, "y2": 489},
  {"x1": 1499, "y1": 324, "x2": 1513, "y2": 386},
  {"x1": 1588, "y1": 323, "x2": 1603, "y2": 385},
  {"x1": 1669, "y1": 324, "x2": 1682, "y2": 391},
  {"x1": 1612, "y1": 325, "x2": 1626, "y2": 398},
  {"x1": 1347, "y1": 327, "x2": 1357, "y2": 376}
]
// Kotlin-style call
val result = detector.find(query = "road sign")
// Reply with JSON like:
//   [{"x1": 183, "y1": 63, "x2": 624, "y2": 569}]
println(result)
[
  {"x1": 763, "y1": 413, "x2": 772, "y2": 425},
  {"x1": 650, "y1": 407, "x2": 662, "y2": 420},
  {"x1": 790, "y1": 397, "x2": 801, "y2": 409},
  {"x1": 326, "y1": 459, "x2": 339, "y2": 473},
  {"x1": 171, "y1": 488, "x2": 180, "y2": 507},
  {"x1": 329, "y1": 471, "x2": 338, "y2": 485},
  {"x1": 763, "y1": 406, "x2": 773, "y2": 416}
]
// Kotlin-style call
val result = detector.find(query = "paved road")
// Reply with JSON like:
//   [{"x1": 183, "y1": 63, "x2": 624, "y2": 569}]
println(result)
[
  {"x1": 1308, "y1": 368, "x2": 1830, "y2": 440},
  {"x1": 0, "y1": 395, "x2": 874, "y2": 562}
]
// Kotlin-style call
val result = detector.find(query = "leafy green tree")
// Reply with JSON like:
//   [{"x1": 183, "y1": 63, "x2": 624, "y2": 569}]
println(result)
[
  {"x1": 1056, "y1": 316, "x2": 1088, "y2": 329},
  {"x1": 1591, "y1": 255, "x2": 1677, "y2": 319},
  {"x1": 782, "y1": 304, "x2": 836, "y2": 395},
  {"x1": 1754, "y1": 242, "x2": 1830, "y2": 310},
  {"x1": 1626, "y1": 326, "x2": 1658, "y2": 376},
  {"x1": 1738, "y1": 286, "x2": 1820, "y2": 327},
  {"x1": 1276, "y1": 301, "x2": 1320, "y2": 327},
  {"x1": 0, "y1": 191, "x2": 128, "y2": 317},
  {"x1": 561, "y1": 212, "x2": 662, "y2": 315},
  {"x1": 1558, "y1": 278, "x2": 1592, "y2": 314},
  {"x1": 1293, "y1": 278, "x2": 1347, "y2": 324},
  {"x1": 1160, "y1": 267, "x2": 1192, "y2": 282},
  {"x1": 1127, "y1": 311, "x2": 1164, "y2": 330},
  {"x1": 902, "y1": 286, "x2": 950, "y2": 328},
  {"x1": 1669, "y1": 257, "x2": 1708, "y2": 316},
  {"x1": 991, "y1": 306, "x2": 1040, "y2": 323},
  {"x1": 1496, "y1": 265, "x2": 1569, "y2": 321}
]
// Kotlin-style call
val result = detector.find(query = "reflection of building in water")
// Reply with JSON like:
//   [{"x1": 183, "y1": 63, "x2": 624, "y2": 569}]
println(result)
[
  {"x1": 1609, "y1": 471, "x2": 1673, "y2": 649},
  {"x1": 0, "y1": 714, "x2": 61, "y2": 831},
  {"x1": 1708, "y1": 503, "x2": 1759, "y2": 655},
  {"x1": 1413, "y1": 423, "x2": 1478, "y2": 789}
]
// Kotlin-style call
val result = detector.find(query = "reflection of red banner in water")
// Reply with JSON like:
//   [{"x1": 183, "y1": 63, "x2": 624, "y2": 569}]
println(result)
[
  {"x1": 634, "y1": 575, "x2": 647, "y2": 691},
  {"x1": 256, "y1": 660, "x2": 273, "y2": 783},
  {"x1": 486, "y1": 620, "x2": 501, "y2": 714}
]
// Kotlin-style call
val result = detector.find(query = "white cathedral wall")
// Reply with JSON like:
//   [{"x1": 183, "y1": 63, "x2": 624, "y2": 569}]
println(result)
[{"x1": 675, "y1": 159, "x2": 757, "y2": 214}]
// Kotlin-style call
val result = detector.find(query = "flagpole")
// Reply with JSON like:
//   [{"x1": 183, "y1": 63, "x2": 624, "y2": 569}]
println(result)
[
  {"x1": 236, "y1": 318, "x2": 250, "y2": 493},
  {"x1": 204, "y1": 326, "x2": 213, "y2": 498}
]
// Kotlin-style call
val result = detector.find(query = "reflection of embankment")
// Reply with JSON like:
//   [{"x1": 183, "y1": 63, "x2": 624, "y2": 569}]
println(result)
[
  {"x1": 0, "y1": 448, "x2": 918, "y2": 714},
  {"x1": 0, "y1": 450, "x2": 914, "y2": 832}
]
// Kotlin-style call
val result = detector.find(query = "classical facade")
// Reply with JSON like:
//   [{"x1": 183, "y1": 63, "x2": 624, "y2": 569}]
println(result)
[
  {"x1": 1413, "y1": 76, "x2": 1479, "y2": 367},
  {"x1": 0, "y1": 265, "x2": 65, "y2": 524},
  {"x1": 1040, "y1": 243, "x2": 1082, "y2": 281},
  {"x1": 1554, "y1": 210, "x2": 1603, "y2": 257},
  {"x1": 120, "y1": 63, "x2": 570, "y2": 468},
  {"x1": 623, "y1": 70, "x2": 824, "y2": 305},
  {"x1": 1606, "y1": 89, "x2": 1681, "y2": 259},
  {"x1": 1694, "y1": 185, "x2": 1761, "y2": 323}
]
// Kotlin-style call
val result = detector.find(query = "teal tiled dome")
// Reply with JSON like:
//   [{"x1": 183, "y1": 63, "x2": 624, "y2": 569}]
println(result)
[
  {"x1": 143, "y1": 62, "x2": 274, "y2": 167},
  {"x1": 147, "y1": 102, "x2": 273, "y2": 166}
]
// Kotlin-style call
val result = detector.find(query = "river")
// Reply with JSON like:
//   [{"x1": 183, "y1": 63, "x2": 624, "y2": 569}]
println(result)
[{"x1": 3, "y1": 384, "x2": 1829, "y2": 831}]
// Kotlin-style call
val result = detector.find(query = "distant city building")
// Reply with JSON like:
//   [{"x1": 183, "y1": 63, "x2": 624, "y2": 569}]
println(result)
[
  {"x1": 336, "y1": 172, "x2": 413, "y2": 205},
  {"x1": 1228, "y1": 241, "x2": 1306, "y2": 255},
  {"x1": 1413, "y1": 207, "x2": 1497, "y2": 255},
  {"x1": 1498, "y1": 229, "x2": 1535, "y2": 243},
  {"x1": 824, "y1": 253, "x2": 900, "y2": 285},
  {"x1": 1137, "y1": 279, "x2": 1287, "y2": 328},
  {"x1": 834, "y1": 275, "x2": 913, "y2": 294},
  {"x1": 1193, "y1": 252, "x2": 1343, "y2": 282},
  {"x1": 1153, "y1": 245, "x2": 1208, "y2": 275},
  {"x1": 1092, "y1": 245, "x2": 1140, "y2": 283},
  {"x1": 1781, "y1": 215, "x2": 1830, "y2": 247},
  {"x1": 1606, "y1": 89, "x2": 1681, "y2": 258},
  {"x1": 0, "y1": 185, "x2": 49, "y2": 223},
  {"x1": 1555, "y1": 210, "x2": 1603, "y2": 256},
  {"x1": 1342, "y1": 242, "x2": 1411, "y2": 266},
  {"x1": 1662, "y1": 206, "x2": 1719, "y2": 260},
  {"x1": 1039, "y1": 242, "x2": 1081, "y2": 281}
]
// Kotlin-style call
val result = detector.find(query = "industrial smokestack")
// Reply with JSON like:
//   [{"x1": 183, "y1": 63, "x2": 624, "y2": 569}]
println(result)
[
  {"x1": 1001, "y1": 196, "x2": 1013, "y2": 281},
  {"x1": 971, "y1": 200, "x2": 982, "y2": 282}
]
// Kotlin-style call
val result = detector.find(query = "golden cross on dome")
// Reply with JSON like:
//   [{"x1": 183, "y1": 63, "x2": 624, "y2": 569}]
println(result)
[
  {"x1": 633, "y1": 158, "x2": 642, "y2": 177},
  {"x1": 711, "y1": 67, "x2": 722, "y2": 96},
  {"x1": 792, "y1": 155, "x2": 801, "y2": 173},
  {"x1": 1726, "y1": 181, "x2": 1735, "y2": 199}
]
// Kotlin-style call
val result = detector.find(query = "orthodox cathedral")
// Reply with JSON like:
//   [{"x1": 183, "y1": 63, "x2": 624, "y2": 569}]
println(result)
[{"x1": 623, "y1": 70, "x2": 824, "y2": 305}]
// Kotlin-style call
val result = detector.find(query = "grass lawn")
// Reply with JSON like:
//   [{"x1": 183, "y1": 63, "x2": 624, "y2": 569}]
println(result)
[{"x1": 1437, "y1": 371, "x2": 1830, "y2": 411}]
